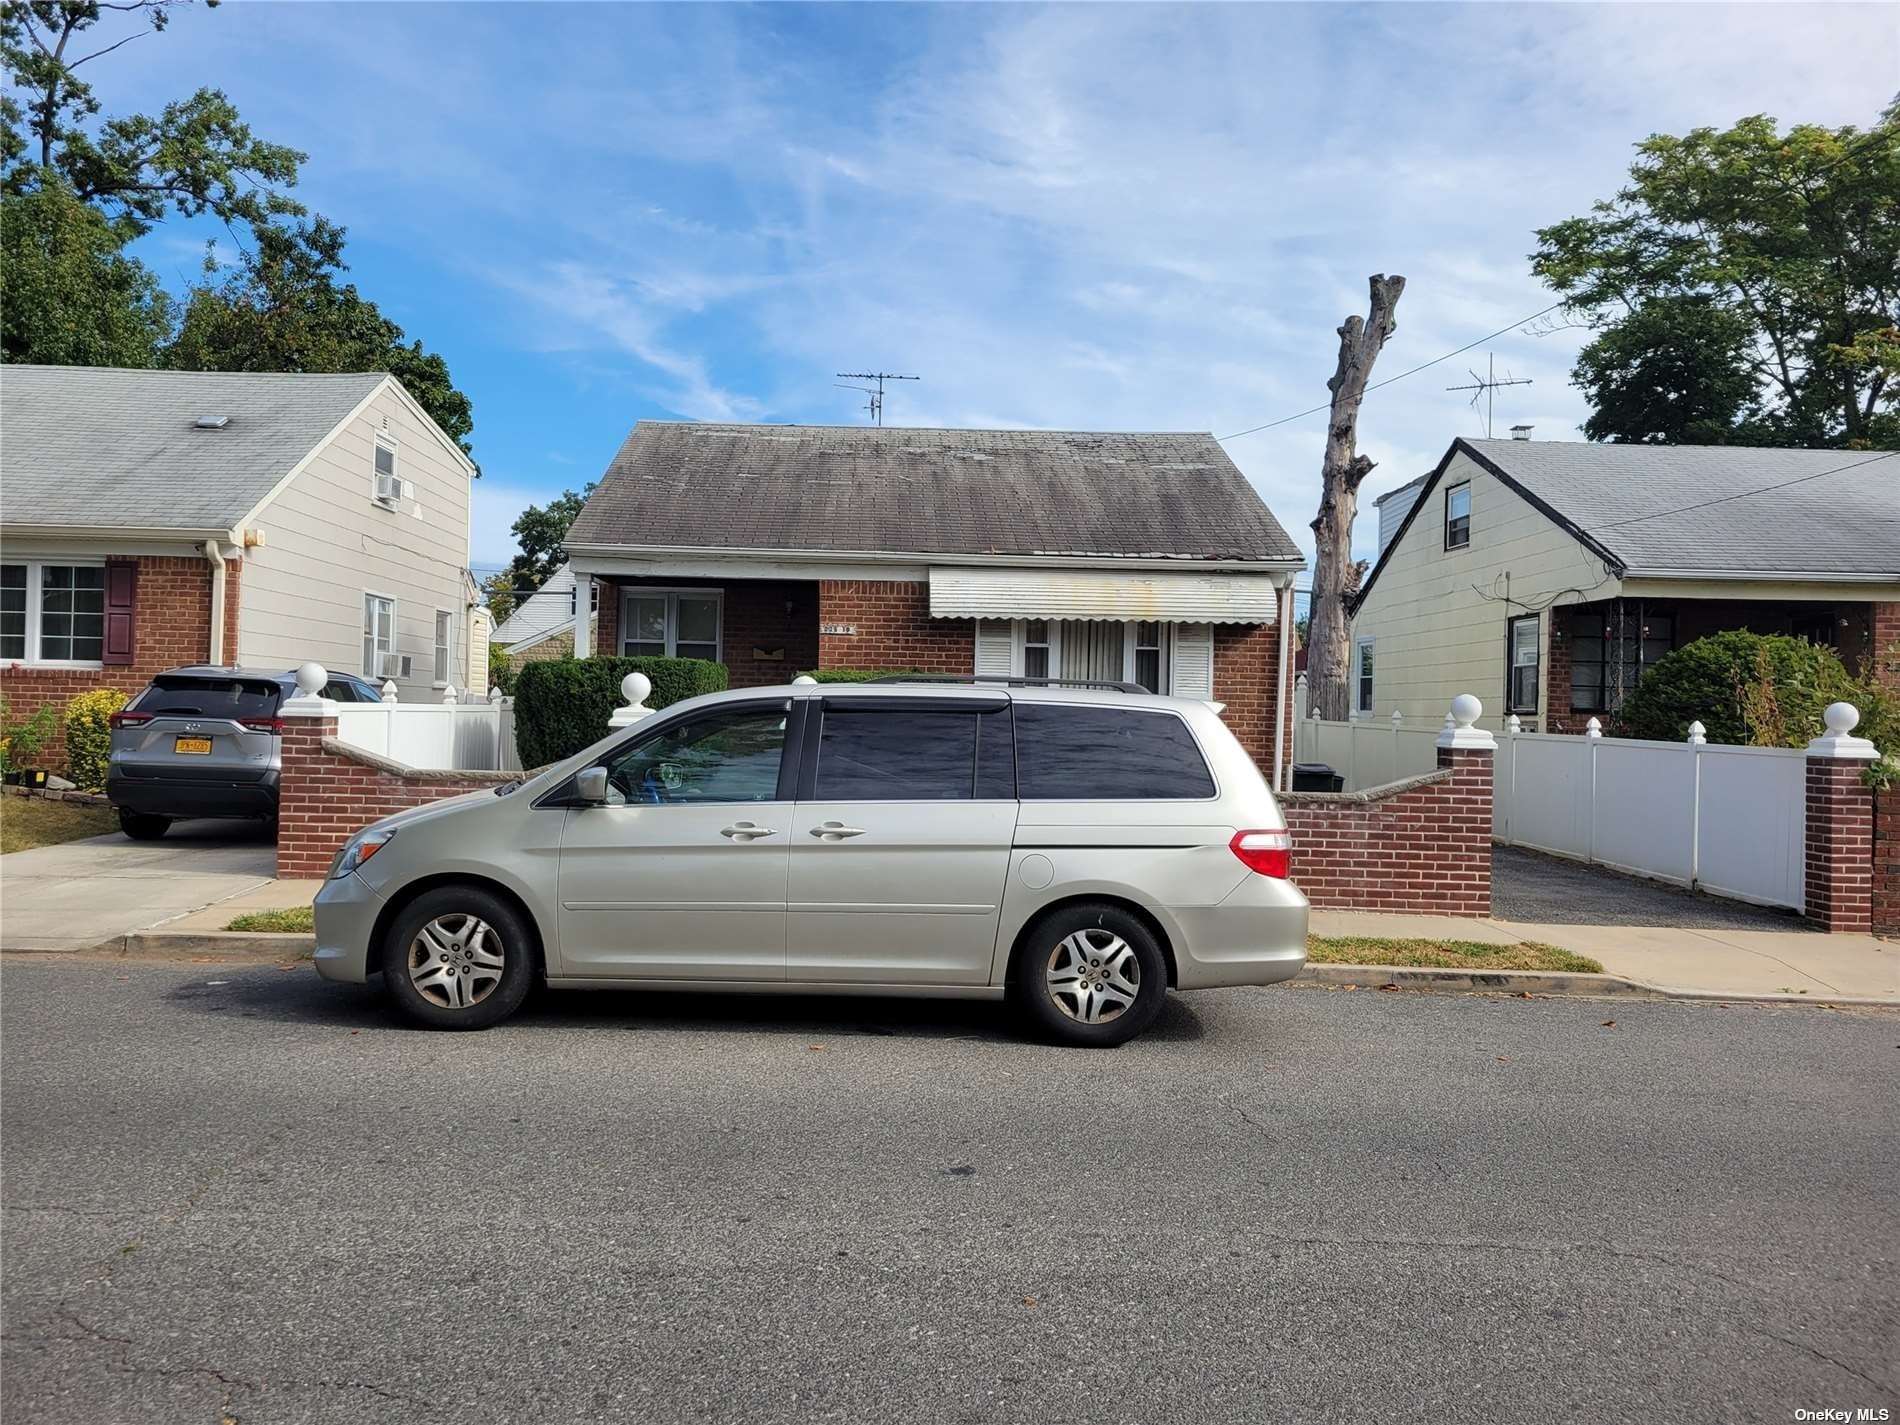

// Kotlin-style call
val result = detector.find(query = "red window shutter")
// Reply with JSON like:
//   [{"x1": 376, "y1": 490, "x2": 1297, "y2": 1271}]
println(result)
[{"x1": 103, "y1": 559, "x2": 138, "y2": 666}]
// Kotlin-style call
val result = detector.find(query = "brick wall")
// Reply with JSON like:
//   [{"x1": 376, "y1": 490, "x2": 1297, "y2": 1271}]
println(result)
[
  {"x1": 1804, "y1": 759, "x2": 1875, "y2": 933},
  {"x1": 1870, "y1": 602, "x2": 1900, "y2": 692},
  {"x1": 1213, "y1": 621, "x2": 1290, "y2": 774},
  {"x1": 590, "y1": 579, "x2": 820, "y2": 688},
  {"x1": 816, "y1": 580, "x2": 974, "y2": 674},
  {"x1": 276, "y1": 712, "x2": 516, "y2": 877},
  {"x1": 1874, "y1": 787, "x2": 1900, "y2": 935},
  {"x1": 1, "y1": 554, "x2": 238, "y2": 771},
  {"x1": 1279, "y1": 744, "x2": 1493, "y2": 915}
]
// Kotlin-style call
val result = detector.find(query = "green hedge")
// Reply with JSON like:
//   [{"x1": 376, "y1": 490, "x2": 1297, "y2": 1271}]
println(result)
[
  {"x1": 62, "y1": 688, "x2": 128, "y2": 791},
  {"x1": 513, "y1": 656, "x2": 728, "y2": 767},
  {"x1": 794, "y1": 667, "x2": 921, "y2": 683}
]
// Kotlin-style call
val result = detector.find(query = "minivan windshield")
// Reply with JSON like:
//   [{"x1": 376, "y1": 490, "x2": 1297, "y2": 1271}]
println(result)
[{"x1": 131, "y1": 676, "x2": 282, "y2": 721}]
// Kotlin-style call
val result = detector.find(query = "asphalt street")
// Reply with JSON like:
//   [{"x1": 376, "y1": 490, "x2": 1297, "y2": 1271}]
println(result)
[{"x1": 2, "y1": 958, "x2": 1895, "y2": 1424}]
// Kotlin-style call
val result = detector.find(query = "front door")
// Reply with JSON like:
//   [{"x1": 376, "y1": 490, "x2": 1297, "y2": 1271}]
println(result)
[
  {"x1": 787, "y1": 699, "x2": 1018, "y2": 985},
  {"x1": 556, "y1": 701, "x2": 794, "y2": 980}
]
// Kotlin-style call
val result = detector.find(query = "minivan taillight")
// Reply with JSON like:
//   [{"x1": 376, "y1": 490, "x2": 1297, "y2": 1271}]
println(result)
[
  {"x1": 241, "y1": 717, "x2": 285, "y2": 734},
  {"x1": 1230, "y1": 828, "x2": 1291, "y2": 878},
  {"x1": 109, "y1": 711, "x2": 153, "y2": 729}
]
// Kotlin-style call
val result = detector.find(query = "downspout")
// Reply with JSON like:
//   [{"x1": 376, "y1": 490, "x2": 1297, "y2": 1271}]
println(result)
[
  {"x1": 203, "y1": 540, "x2": 227, "y2": 665},
  {"x1": 1274, "y1": 579, "x2": 1293, "y2": 793}
]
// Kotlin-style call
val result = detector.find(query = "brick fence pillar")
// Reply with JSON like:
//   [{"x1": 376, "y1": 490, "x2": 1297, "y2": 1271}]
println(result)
[
  {"x1": 1804, "y1": 702, "x2": 1880, "y2": 933},
  {"x1": 278, "y1": 668, "x2": 339, "y2": 879},
  {"x1": 1435, "y1": 693, "x2": 1498, "y2": 917}
]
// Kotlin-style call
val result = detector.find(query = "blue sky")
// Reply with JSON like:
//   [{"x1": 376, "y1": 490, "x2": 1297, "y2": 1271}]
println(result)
[{"x1": 104, "y1": 1, "x2": 1896, "y2": 572}]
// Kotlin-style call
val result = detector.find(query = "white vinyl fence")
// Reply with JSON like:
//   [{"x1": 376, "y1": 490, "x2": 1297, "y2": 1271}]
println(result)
[
  {"x1": 1295, "y1": 711, "x2": 1808, "y2": 912},
  {"x1": 332, "y1": 686, "x2": 521, "y2": 773}
]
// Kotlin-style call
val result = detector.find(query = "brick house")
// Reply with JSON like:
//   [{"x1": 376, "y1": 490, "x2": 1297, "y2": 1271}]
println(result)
[
  {"x1": 560, "y1": 423, "x2": 1306, "y2": 782},
  {"x1": 1, "y1": 366, "x2": 479, "y2": 765},
  {"x1": 1349, "y1": 437, "x2": 1900, "y2": 731}
]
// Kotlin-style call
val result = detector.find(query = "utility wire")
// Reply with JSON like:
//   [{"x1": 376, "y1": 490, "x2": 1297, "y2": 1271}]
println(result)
[
  {"x1": 1219, "y1": 299, "x2": 1569, "y2": 442},
  {"x1": 1591, "y1": 450, "x2": 1898, "y2": 530}
]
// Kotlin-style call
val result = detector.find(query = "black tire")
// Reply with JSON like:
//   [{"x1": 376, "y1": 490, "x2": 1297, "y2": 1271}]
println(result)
[
  {"x1": 118, "y1": 809, "x2": 170, "y2": 841},
  {"x1": 381, "y1": 885, "x2": 536, "y2": 1031},
  {"x1": 1009, "y1": 901, "x2": 1169, "y2": 1048}
]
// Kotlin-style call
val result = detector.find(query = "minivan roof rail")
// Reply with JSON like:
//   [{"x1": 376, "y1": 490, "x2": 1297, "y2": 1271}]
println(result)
[{"x1": 865, "y1": 673, "x2": 1150, "y2": 695}]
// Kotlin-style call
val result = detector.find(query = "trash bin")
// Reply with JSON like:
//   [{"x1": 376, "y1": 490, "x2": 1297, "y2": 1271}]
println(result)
[{"x1": 1291, "y1": 762, "x2": 1343, "y2": 793}]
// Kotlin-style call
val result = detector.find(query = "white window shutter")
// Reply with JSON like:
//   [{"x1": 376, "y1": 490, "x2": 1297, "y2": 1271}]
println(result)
[
  {"x1": 975, "y1": 619, "x2": 1015, "y2": 676},
  {"x1": 1170, "y1": 623, "x2": 1214, "y2": 700}
]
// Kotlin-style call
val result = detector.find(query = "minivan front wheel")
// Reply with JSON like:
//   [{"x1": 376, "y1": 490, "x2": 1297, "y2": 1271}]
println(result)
[
  {"x1": 382, "y1": 886, "x2": 534, "y2": 1031},
  {"x1": 1011, "y1": 902, "x2": 1168, "y2": 1047}
]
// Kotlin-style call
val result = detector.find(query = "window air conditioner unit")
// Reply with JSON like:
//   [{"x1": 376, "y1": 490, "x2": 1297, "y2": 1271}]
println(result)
[{"x1": 378, "y1": 653, "x2": 411, "y2": 679}]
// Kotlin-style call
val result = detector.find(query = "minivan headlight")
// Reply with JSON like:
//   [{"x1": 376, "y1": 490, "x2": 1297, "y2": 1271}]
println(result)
[{"x1": 331, "y1": 826, "x2": 397, "y2": 879}]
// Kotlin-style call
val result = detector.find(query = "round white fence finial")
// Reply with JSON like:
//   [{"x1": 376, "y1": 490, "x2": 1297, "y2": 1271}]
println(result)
[
  {"x1": 1824, "y1": 701, "x2": 1860, "y2": 737},
  {"x1": 792, "y1": 674, "x2": 818, "y2": 686},
  {"x1": 1450, "y1": 693, "x2": 1482, "y2": 729},
  {"x1": 294, "y1": 661, "x2": 327, "y2": 696},
  {"x1": 621, "y1": 671, "x2": 653, "y2": 709}
]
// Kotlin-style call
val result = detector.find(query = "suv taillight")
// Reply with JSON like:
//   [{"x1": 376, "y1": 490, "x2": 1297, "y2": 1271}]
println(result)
[
  {"x1": 1230, "y1": 828, "x2": 1291, "y2": 878},
  {"x1": 241, "y1": 717, "x2": 285, "y2": 734},
  {"x1": 109, "y1": 711, "x2": 152, "y2": 729}
]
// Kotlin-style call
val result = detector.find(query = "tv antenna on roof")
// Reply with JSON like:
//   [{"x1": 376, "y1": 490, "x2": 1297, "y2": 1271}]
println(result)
[
  {"x1": 1445, "y1": 353, "x2": 1532, "y2": 438},
  {"x1": 835, "y1": 371, "x2": 919, "y2": 427}
]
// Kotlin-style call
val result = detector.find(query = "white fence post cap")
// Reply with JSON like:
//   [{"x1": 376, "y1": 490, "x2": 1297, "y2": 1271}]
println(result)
[
  {"x1": 1687, "y1": 721, "x2": 1707, "y2": 745},
  {"x1": 1808, "y1": 701, "x2": 1880, "y2": 760},
  {"x1": 792, "y1": 674, "x2": 818, "y2": 686},
  {"x1": 488, "y1": 684, "x2": 504, "y2": 704},
  {"x1": 1437, "y1": 694, "x2": 1496, "y2": 751},
  {"x1": 1585, "y1": 717, "x2": 1604, "y2": 739},
  {"x1": 608, "y1": 671, "x2": 655, "y2": 729},
  {"x1": 1391, "y1": 709, "x2": 1403, "y2": 727},
  {"x1": 283, "y1": 662, "x2": 336, "y2": 717},
  {"x1": 293, "y1": 662, "x2": 326, "y2": 696},
  {"x1": 1505, "y1": 714, "x2": 1521, "y2": 734},
  {"x1": 441, "y1": 684, "x2": 458, "y2": 705},
  {"x1": 380, "y1": 680, "x2": 399, "y2": 704}
]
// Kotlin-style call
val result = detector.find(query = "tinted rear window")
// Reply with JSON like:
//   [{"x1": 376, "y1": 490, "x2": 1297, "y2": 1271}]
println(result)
[
  {"x1": 132, "y1": 676, "x2": 282, "y2": 720},
  {"x1": 1014, "y1": 704, "x2": 1216, "y2": 800},
  {"x1": 816, "y1": 708, "x2": 977, "y2": 800}
]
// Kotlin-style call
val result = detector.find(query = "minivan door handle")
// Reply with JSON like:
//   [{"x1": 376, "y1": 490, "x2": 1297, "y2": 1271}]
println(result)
[
  {"x1": 809, "y1": 821, "x2": 867, "y2": 841},
  {"x1": 720, "y1": 822, "x2": 778, "y2": 841}
]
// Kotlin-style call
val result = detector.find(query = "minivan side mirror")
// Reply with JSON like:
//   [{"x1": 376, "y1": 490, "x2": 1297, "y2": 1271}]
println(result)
[{"x1": 574, "y1": 767, "x2": 610, "y2": 805}]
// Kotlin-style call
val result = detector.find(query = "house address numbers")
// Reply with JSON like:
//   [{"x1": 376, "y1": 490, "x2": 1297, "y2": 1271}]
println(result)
[{"x1": 820, "y1": 623, "x2": 858, "y2": 636}]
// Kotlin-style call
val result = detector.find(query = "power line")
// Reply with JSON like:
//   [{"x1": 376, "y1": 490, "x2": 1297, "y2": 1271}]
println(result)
[
  {"x1": 1591, "y1": 450, "x2": 1898, "y2": 531},
  {"x1": 1218, "y1": 299, "x2": 1568, "y2": 442}
]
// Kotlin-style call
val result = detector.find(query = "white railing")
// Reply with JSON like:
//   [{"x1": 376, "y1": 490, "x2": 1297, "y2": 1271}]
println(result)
[
  {"x1": 1293, "y1": 709, "x2": 1441, "y2": 791},
  {"x1": 332, "y1": 682, "x2": 519, "y2": 773},
  {"x1": 1492, "y1": 717, "x2": 1807, "y2": 911}
]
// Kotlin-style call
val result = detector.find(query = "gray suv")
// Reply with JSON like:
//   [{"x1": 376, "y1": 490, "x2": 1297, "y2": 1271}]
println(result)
[
  {"x1": 107, "y1": 666, "x2": 385, "y2": 839},
  {"x1": 313, "y1": 678, "x2": 1309, "y2": 1046}
]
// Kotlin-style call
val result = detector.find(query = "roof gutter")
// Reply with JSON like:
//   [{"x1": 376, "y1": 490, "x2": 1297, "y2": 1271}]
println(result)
[
  {"x1": 1620, "y1": 568, "x2": 1900, "y2": 584},
  {"x1": 565, "y1": 541, "x2": 1306, "y2": 577},
  {"x1": 1, "y1": 523, "x2": 246, "y2": 545}
]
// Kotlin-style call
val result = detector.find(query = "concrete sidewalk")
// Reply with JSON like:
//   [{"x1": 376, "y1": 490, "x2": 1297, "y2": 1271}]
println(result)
[
  {"x1": 0, "y1": 822, "x2": 277, "y2": 952},
  {"x1": 1310, "y1": 909, "x2": 1900, "y2": 1001}
]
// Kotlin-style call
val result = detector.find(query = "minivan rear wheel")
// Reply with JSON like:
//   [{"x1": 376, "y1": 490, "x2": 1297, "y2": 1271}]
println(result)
[
  {"x1": 381, "y1": 886, "x2": 534, "y2": 1031},
  {"x1": 1010, "y1": 902, "x2": 1168, "y2": 1047},
  {"x1": 117, "y1": 809, "x2": 170, "y2": 841}
]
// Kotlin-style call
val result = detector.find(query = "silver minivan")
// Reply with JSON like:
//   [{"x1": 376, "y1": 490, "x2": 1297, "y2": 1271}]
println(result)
[{"x1": 313, "y1": 678, "x2": 1308, "y2": 1046}]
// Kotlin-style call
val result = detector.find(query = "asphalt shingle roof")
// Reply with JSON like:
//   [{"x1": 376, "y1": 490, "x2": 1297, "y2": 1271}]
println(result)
[
  {"x1": 1466, "y1": 438, "x2": 1900, "y2": 579},
  {"x1": 568, "y1": 422, "x2": 1302, "y2": 563},
  {"x1": 1, "y1": 365, "x2": 387, "y2": 530}
]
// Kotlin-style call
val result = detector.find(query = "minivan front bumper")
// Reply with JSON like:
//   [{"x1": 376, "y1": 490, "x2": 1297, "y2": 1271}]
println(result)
[{"x1": 313, "y1": 872, "x2": 386, "y2": 983}]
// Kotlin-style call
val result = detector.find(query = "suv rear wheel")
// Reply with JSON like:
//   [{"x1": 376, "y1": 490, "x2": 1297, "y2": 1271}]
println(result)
[
  {"x1": 118, "y1": 809, "x2": 170, "y2": 841},
  {"x1": 1011, "y1": 901, "x2": 1168, "y2": 1047},
  {"x1": 382, "y1": 886, "x2": 534, "y2": 1031}
]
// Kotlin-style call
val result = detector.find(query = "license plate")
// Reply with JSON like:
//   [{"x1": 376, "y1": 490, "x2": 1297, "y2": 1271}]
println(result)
[{"x1": 174, "y1": 736, "x2": 213, "y2": 755}]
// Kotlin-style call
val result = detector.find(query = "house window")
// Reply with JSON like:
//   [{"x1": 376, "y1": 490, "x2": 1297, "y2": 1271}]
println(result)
[
  {"x1": 1568, "y1": 607, "x2": 1675, "y2": 713},
  {"x1": 619, "y1": 589, "x2": 722, "y2": 661},
  {"x1": 1023, "y1": 620, "x2": 1052, "y2": 679},
  {"x1": 433, "y1": 610, "x2": 453, "y2": 685},
  {"x1": 1355, "y1": 637, "x2": 1375, "y2": 714},
  {"x1": 1132, "y1": 621, "x2": 1166, "y2": 693},
  {"x1": 1444, "y1": 483, "x2": 1471, "y2": 549},
  {"x1": 1508, "y1": 614, "x2": 1539, "y2": 715},
  {"x1": 363, "y1": 593, "x2": 396, "y2": 678},
  {"x1": 0, "y1": 561, "x2": 105, "y2": 664}
]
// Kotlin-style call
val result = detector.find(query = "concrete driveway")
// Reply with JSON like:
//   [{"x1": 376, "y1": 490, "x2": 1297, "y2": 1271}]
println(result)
[{"x1": 0, "y1": 820, "x2": 275, "y2": 952}]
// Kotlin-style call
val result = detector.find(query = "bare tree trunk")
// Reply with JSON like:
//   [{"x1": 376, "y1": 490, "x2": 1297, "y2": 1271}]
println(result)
[{"x1": 1305, "y1": 274, "x2": 1404, "y2": 722}]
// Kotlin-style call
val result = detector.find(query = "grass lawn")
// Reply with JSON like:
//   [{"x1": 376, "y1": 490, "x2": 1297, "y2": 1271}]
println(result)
[
  {"x1": 1306, "y1": 935, "x2": 1603, "y2": 974},
  {"x1": 226, "y1": 906, "x2": 316, "y2": 933},
  {"x1": 0, "y1": 796, "x2": 118, "y2": 854}
]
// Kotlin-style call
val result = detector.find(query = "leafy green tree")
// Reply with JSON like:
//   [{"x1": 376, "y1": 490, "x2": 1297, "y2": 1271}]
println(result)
[
  {"x1": 2, "y1": 177, "x2": 170, "y2": 363},
  {"x1": 479, "y1": 570, "x2": 518, "y2": 626},
  {"x1": 2, "y1": 0, "x2": 303, "y2": 238},
  {"x1": 507, "y1": 486, "x2": 594, "y2": 597},
  {"x1": 1534, "y1": 105, "x2": 1900, "y2": 448},
  {"x1": 167, "y1": 219, "x2": 474, "y2": 455}
]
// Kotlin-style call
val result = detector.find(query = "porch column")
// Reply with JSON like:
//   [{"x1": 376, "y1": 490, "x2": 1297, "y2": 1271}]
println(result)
[
  {"x1": 573, "y1": 570, "x2": 594, "y2": 659},
  {"x1": 1804, "y1": 701, "x2": 1879, "y2": 933}
]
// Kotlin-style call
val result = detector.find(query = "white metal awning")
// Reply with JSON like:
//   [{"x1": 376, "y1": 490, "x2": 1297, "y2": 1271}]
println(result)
[{"x1": 927, "y1": 567, "x2": 1280, "y2": 624}]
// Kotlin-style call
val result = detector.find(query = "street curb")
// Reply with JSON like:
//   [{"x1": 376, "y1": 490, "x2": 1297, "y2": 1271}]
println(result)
[
  {"x1": 1294, "y1": 962, "x2": 1900, "y2": 1006},
  {"x1": 105, "y1": 930, "x2": 314, "y2": 961}
]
